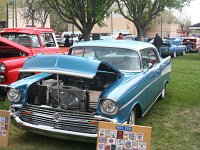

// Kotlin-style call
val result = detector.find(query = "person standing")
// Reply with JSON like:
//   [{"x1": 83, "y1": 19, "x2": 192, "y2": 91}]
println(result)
[
  {"x1": 116, "y1": 33, "x2": 124, "y2": 40},
  {"x1": 64, "y1": 34, "x2": 73, "y2": 47},
  {"x1": 153, "y1": 34, "x2": 163, "y2": 55}
]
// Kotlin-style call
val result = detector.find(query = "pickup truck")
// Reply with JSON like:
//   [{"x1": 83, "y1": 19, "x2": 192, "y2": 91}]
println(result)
[{"x1": 0, "y1": 27, "x2": 67, "y2": 85}]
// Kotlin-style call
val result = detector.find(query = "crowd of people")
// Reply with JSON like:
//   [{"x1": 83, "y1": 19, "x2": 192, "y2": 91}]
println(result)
[{"x1": 61, "y1": 32, "x2": 164, "y2": 56}]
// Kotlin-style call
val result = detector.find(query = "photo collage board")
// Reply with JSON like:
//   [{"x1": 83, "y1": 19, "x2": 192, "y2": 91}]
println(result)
[
  {"x1": 0, "y1": 110, "x2": 10, "y2": 147},
  {"x1": 96, "y1": 121, "x2": 152, "y2": 150}
]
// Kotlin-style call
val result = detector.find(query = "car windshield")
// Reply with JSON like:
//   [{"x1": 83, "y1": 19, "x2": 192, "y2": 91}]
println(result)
[
  {"x1": 1, "y1": 33, "x2": 40, "y2": 48},
  {"x1": 71, "y1": 46, "x2": 141, "y2": 71}
]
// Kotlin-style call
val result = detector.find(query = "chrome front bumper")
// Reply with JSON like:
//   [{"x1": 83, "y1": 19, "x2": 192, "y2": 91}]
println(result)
[
  {"x1": 11, "y1": 115, "x2": 97, "y2": 142},
  {"x1": 10, "y1": 104, "x2": 114, "y2": 142}
]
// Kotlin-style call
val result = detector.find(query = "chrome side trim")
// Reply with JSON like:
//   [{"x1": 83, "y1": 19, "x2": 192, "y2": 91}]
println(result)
[
  {"x1": 13, "y1": 116, "x2": 97, "y2": 138},
  {"x1": 119, "y1": 64, "x2": 171, "y2": 111},
  {"x1": 161, "y1": 64, "x2": 171, "y2": 76}
]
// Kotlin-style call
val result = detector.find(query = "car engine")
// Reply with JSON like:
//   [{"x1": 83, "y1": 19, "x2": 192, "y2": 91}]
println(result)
[{"x1": 26, "y1": 73, "x2": 117, "y2": 112}]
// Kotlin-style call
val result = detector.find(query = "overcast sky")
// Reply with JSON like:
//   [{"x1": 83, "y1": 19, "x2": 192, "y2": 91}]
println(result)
[{"x1": 182, "y1": 0, "x2": 200, "y2": 24}]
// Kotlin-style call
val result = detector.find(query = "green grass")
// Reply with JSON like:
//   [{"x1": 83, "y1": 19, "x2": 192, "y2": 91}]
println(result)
[{"x1": 0, "y1": 53, "x2": 200, "y2": 150}]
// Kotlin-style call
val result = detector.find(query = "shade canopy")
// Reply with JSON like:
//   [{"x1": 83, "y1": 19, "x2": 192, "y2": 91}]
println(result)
[{"x1": 189, "y1": 23, "x2": 200, "y2": 30}]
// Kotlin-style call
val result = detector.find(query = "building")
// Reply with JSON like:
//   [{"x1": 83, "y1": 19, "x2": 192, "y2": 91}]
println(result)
[
  {"x1": 0, "y1": 1, "x2": 180, "y2": 38},
  {"x1": 0, "y1": 0, "x2": 50, "y2": 30}
]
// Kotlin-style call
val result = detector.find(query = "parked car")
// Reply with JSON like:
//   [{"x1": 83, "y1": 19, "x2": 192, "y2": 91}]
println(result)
[
  {"x1": 182, "y1": 37, "x2": 200, "y2": 52},
  {"x1": 160, "y1": 39, "x2": 187, "y2": 58},
  {"x1": 2, "y1": 40, "x2": 171, "y2": 142},
  {"x1": 0, "y1": 27, "x2": 65, "y2": 85},
  {"x1": 124, "y1": 35, "x2": 136, "y2": 40}
]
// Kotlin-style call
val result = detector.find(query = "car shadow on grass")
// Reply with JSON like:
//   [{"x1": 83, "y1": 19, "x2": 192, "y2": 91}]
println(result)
[{"x1": 13, "y1": 131, "x2": 96, "y2": 150}]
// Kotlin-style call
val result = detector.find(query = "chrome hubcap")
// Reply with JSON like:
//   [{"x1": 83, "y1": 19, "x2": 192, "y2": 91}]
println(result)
[
  {"x1": 161, "y1": 87, "x2": 165, "y2": 98},
  {"x1": 174, "y1": 52, "x2": 176, "y2": 57},
  {"x1": 129, "y1": 110, "x2": 136, "y2": 125}
]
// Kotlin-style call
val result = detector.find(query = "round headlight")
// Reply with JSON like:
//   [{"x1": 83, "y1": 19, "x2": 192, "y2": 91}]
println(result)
[
  {"x1": 0, "y1": 63, "x2": 6, "y2": 72},
  {"x1": 101, "y1": 99, "x2": 118, "y2": 115},
  {"x1": 7, "y1": 88, "x2": 21, "y2": 102}
]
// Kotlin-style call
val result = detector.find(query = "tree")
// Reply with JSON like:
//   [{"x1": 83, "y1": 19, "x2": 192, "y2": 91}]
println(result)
[
  {"x1": 35, "y1": 1, "x2": 51, "y2": 27},
  {"x1": 152, "y1": 9, "x2": 179, "y2": 25},
  {"x1": 178, "y1": 16, "x2": 191, "y2": 36},
  {"x1": 49, "y1": 10, "x2": 66, "y2": 31},
  {"x1": 116, "y1": 0, "x2": 191, "y2": 39},
  {"x1": 47, "y1": 0, "x2": 115, "y2": 41},
  {"x1": 19, "y1": 0, "x2": 50, "y2": 27}
]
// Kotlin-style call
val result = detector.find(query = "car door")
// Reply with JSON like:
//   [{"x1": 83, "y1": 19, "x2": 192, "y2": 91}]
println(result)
[
  {"x1": 141, "y1": 49, "x2": 161, "y2": 109},
  {"x1": 40, "y1": 33, "x2": 61, "y2": 54}
]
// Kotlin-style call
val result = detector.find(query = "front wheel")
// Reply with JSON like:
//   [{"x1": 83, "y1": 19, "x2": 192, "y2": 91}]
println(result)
[
  {"x1": 171, "y1": 51, "x2": 177, "y2": 58},
  {"x1": 182, "y1": 50, "x2": 186, "y2": 55},
  {"x1": 128, "y1": 108, "x2": 136, "y2": 125},
  {"x1": 18, "y1": 73, "x2": 34, "y2": 80}
]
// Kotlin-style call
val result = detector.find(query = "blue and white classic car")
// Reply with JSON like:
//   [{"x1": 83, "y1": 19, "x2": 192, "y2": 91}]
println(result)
[
  {"x1": 5, "y1": 40, "x2": 171, "y2": 142},
  {"x1": 160, "y1": 39, "x2": 187, "y2": 58}
]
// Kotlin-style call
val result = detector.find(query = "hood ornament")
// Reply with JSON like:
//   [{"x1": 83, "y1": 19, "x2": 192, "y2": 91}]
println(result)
[{"x1": 53, "y1": 112, "x2": 61, "y2": 122}]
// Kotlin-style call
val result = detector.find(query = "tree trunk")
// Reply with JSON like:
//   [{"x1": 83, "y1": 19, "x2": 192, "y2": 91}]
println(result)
[
  {"x1": 82, "y1": 32, "x2": 91, "y2": 41},
  {"x1": 135, "y1": 23, "x2": 148, "y2": 40},
  {"x1": 31, "y1": 16, "x2": 34, "y2": 26},
  {"x1": 136, "y1": 25, "x2": 143, "y2": 40},
  {"x1": 82, "y1": 27, "x2": 92, "y2": 41}
]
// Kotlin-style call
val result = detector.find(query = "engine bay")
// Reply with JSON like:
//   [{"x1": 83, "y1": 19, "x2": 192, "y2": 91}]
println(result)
[{"x1": 27, "y1": 72, "x2": 119, "y2": 112}]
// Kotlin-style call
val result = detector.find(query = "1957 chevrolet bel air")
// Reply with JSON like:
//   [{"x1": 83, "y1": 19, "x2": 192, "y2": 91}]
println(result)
[{"x1": 2, "y1": 40, "x2": 171, "y2": 142}]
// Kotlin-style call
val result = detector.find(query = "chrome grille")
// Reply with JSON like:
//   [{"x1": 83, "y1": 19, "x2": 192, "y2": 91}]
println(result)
[{"x1": 19, "y1": 105, "x2": 106, "y2": 134}]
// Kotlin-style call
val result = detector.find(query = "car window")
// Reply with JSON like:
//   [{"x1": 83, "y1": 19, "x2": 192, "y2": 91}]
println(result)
[
  {"x1": 1, "y1": 33, "x2": 40, "y2": 48},
  {"x1": 71, "y1": 47, "x2": 141, "y2": 71},
  {"x1": 141, "y1": 49, "x2": 158, "y2": 69},
  {"x1": 40, "y1": 33, "x2": 56, "y2": 47}
]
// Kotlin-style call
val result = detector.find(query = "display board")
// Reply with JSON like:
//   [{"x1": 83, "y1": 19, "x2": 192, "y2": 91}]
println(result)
[
  {"x1": 0, "y1": 110, "x2": 10, "y2": 147},
  {"x1": 97, "y1": 121, "x2": 152, "y2": 150}
]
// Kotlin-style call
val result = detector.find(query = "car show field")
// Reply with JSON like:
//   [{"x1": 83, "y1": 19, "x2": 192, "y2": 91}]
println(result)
[{"x1": 0, "y1": 53, "x2": 199, "y2": 150}]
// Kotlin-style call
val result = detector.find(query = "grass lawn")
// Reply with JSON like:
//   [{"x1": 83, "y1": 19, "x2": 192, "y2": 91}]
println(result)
[{"x1": 0, "y1": 53, "x2": 200, "y2": 150}]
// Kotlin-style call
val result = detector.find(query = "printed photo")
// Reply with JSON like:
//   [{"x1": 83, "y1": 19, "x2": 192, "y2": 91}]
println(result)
[
  {"x1": 111, "y1": 144, "x2": 116, "y2": 150},
  {"x1": 116, "y1": 145, "x2": 123, "y2": 150},
  {"x1": 128, "y1": 132, "x2": 136, "y2": 140},
  {"x1": 98, "y1": 143, "x2": 105, "y2": 150},
  {"x1": 105, "y1": 129, "x2": 111, "y2": 137},
  {"x1": 0, "y1": 117, "x2": 5, "y2": 123},
  {"x1": 107, "y1": 138, "x2": 116, "y2": 145},
  {"x1": 99, "y1": 137, "x2": 107, "y2": 143},
  {"x1": 132, "y1": 141, "x2": 138, "y2": 149},
  {"x1": 124, "y1": 140, "x2": 132, "y2": 149},
  {"x1": 138, "y1": 141, "x2": 146, "y2": 150},
  {"x1": 99, "y1": 128, "x2": 105, "y2": 137},
  {"x1": 123, "y1": 131, "x2": 129, "y2": 139},
  {"x1": 110, "y1": 130, "x2": 117, "y2": 138},
  {"x1": 117, "y1": 130, "x2": 123, "y2": 139},
  {"x1": 136, "y1": 133, "x2": 144, "y2": 141},
  {"x1": 105, "y1": 144, "x2": 111, "y2": 150},
  {"x1": 116, "y1": 139, "x2": 124, "y2": 146}
]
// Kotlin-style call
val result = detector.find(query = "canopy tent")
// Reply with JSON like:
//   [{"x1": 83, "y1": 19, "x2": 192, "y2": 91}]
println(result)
[{"x1": 189, "y1": 23, "x2": 200, "y2": 30}]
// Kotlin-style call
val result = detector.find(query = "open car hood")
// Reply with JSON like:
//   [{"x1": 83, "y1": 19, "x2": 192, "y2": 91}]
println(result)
[
  {"x1": 0, "y1": 36, "x2": 32, "y2": 54},
  {"x1": 20, "y1": 55, "x2": 122, "y2": 79}
]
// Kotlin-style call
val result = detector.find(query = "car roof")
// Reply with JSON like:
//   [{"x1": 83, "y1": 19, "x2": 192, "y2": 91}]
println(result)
[
  {"x1": 72, "y1": 40, "x2": 156, "y2": 51},
  {"x1": 1, "y1": 27, "x2": 54, "y2": 34}
]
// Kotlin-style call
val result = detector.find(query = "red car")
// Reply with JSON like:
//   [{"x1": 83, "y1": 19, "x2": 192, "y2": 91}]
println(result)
[
  {"x1": 182, "y1": 37, "x2": 200, "y2": 52},
  {"x1": 0, "y1": 27, "x2": 66, "y2": 85}
]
